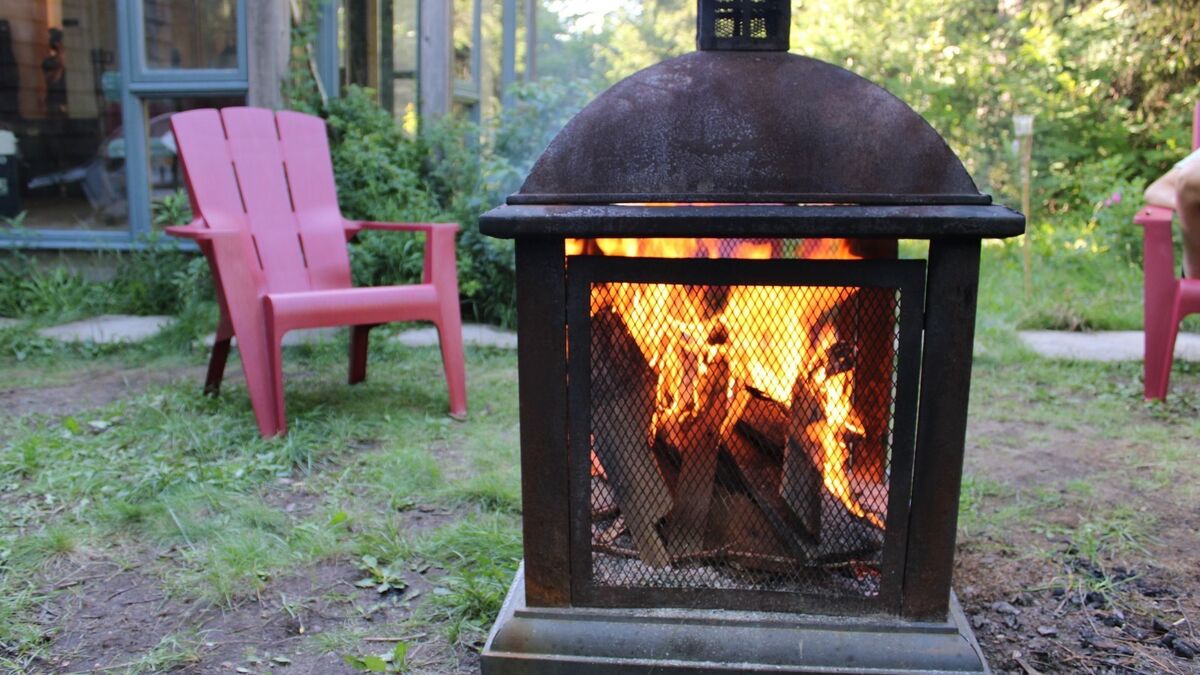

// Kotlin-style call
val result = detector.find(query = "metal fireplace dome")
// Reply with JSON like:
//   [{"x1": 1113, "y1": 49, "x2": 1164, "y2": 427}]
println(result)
[{"x1": 511, "y1": 50, "x2": 987, "y2": 207}]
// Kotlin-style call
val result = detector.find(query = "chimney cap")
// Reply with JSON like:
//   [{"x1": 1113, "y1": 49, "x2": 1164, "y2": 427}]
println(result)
[{"x1": 698, "y1": 0, "x2": 791, "y2": 52}]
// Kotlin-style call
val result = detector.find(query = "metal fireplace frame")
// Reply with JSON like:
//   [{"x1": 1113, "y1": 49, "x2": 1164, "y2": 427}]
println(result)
[
  {"x1": 478, "y1": 4, "x2": 1024, "y2": 668},
  {"x1": 486, "y1": 206, "x2": 1022, "y2": 623}
]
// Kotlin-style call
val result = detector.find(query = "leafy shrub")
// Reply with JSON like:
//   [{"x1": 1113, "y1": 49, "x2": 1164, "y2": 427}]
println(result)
[{"x1": 319, "y1": 79, "x2": 590, "y2": 327}]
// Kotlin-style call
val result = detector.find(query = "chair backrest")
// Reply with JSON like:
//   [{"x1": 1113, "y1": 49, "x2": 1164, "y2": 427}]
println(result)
[{"x1": 172, "y1": 107, "x2": 353, "y2": 294}]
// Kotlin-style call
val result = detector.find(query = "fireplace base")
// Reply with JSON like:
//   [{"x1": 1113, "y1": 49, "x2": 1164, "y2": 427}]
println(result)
[{"x1": 482, "y1": 564, "x2": 988, "y2": 674}]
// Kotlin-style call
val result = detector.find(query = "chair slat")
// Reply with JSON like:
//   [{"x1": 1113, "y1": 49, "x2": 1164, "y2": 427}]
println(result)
[
  {"x1": 220, "y1": 107, "x2": 310, "y2": 294},
  {"x1": 275, "y1": 111, "x2": 353, "y2": 290},
  {"x1": 171, "y1": 109, "x2": 247, "y2": 232}
]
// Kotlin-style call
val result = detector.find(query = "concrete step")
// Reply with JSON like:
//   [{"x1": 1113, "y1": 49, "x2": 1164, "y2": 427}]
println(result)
[
  {"x1": 393, "y1": 323, "x2": 517, "y2": 350},
  {"x1": 38, "y1": 315, "x2": 173, "y2": 344},
  {"x1": 1018, "y1": 330, "x2": 1200, "y2": 362}
]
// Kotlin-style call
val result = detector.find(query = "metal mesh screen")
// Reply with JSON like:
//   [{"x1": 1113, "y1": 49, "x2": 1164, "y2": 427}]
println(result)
[{"x1": 588, "y1": 280, "x2": 899, "y2": 598}]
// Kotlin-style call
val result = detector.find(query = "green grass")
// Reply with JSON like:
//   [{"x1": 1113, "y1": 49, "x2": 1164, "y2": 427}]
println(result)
[{"x1": 0, "y1": 328, "x2": 525, "y2": 668}]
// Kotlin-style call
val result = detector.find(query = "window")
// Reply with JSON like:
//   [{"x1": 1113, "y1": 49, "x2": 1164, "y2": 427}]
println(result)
[
  {"x1": 142, "y1": 0, "x2": 238, "y2": 70},
  {"x1": 0, "y1": 1, "x2": 126, "y2": 233}
]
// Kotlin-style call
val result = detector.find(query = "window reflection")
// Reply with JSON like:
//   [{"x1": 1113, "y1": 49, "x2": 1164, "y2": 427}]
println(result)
[
  {"x1": 144, "y1": 96, "x2": 243, "y2": 227},
  {"x1": 0, "y1": 1, "x2": 125, "y2": 230},
  {"x1": 143, "y1": 0, "x2": 238, "y2": 70}
]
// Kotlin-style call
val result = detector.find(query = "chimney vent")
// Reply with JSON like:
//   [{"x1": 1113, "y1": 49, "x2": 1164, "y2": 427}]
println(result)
[{"x1": 697, "y1": 0, "x2": 791, "y2": 51}]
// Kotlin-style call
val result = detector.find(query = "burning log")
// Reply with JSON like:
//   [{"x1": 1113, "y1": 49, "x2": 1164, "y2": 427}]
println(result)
[
  {"x1": 720, "y1": 430, "x2": 819, "y2": 561},
  {"x1": 591, "y1": 308, "x2": 672, "y2": 568},
  {"x1": 835, "y1": 287, "x2": 896, "y2": 485},
  {"x1": 664, "y1": 357, "x2": 730, "y2": 557},
  {"x1": 732, "y1": 390, "x2": 788, "y2": 463}
]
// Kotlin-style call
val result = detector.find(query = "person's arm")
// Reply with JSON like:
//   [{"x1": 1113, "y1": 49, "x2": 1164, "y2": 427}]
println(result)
[{"x1": 1145, "y1": 167, "x2": 1180, "y2": 209}]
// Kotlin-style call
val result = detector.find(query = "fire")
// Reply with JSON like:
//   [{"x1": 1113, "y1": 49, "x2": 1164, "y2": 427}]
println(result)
[{"x1": 576, "y1": 236, "x2": 884, "y2": 530}]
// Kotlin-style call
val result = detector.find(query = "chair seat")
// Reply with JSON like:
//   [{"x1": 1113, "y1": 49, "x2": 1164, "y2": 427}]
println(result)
[{"x1": 266, "y1": 284, "x2": 441, "y2": 334}]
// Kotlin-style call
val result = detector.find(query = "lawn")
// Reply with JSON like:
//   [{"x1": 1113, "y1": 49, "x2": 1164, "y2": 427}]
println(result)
[{"x1": 0, "y1": 243, "x2": 1198, "y2": 674}]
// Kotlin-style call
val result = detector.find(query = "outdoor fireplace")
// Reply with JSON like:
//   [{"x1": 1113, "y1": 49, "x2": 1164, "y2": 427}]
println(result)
[{"x1": 479, "y1": 1, "x2": 1023, "y2": 672}]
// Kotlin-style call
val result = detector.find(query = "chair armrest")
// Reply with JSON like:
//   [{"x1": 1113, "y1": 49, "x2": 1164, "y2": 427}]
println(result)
[
  {"x1": 343, "y1": 220, "x2": 460, "y2": 239},
  {"x1": 163, "y1": 219, "x2": 245, "y2": 242},
  {"x1": 344, "y1": 221, "x2": 460, "y2": 289},
  {"x1": 1134, "y1": 204, "x2": 1179, "y2": 289},
  {"x1": 1134, "y1": 205, "x2": 1175, "y2": 226},
  {"x1": 163, "y1": 219, "x2": 210, "y2": 240}
]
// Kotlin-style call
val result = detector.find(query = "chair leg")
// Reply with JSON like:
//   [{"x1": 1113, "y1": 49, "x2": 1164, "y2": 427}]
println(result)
[
  {"x1": 1144, "y1": 302, "x2": 1180, "y2": 400},
  {"x1": 205, "y1": 339, "x2": 232, "y2": 396},
  {"x1": 204, "y1": 314, "x2": 234, "y2": 396},
  {"x1": 267, "y1": 328, "x2": 288, "y2": 437},
  {"x1": 240, "y1": 335, "x2": 282, "y2": 439},
  {"x1": 435, "y1": 303, "x2": 468, "y2": 420},
  {"x1": 349, "y1": 324, "x2": 372, "y2": 384}
]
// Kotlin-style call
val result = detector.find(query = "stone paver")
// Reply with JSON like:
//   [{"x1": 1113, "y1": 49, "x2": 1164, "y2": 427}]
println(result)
[
  {"x1": 393, "y1": 323, "x2": 517, "y2": 350},
  {"x1": 1018, "y1": 330, "x2": 1200, "y2": 362},
  {"x1": 0, "y1": 317, "x2": 20, "y2": 330},
  {"x1": 38, "y1": 315, "x2": 172, "y2": 344}
]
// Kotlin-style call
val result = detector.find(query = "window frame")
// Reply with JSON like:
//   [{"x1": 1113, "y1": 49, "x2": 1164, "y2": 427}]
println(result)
[{"x1": 129, "y1": 0, "x2": 249, "y2": 85}]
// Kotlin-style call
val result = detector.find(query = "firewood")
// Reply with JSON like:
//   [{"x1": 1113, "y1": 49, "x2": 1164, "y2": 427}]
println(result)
[
  {"x1": 782, "y1": 356, "x2": 828, "y2": 540},
  {"x1": 834, "y1": 287, "x2": 895, "y2": 484},
  {"x1": 665, "y1": 357, "x2": 730, "y2": 557},
  {"x1": 591, "y1": 309, "x2": 672, "y2": 568},
  {"x1": 704, "y1": 487, "x2": 795, "y2": 573},
  {"x1": 720, "y1": 431, "x2": 817, "y2": 562},
  {"x1": 732, "y1": 390, "x2": 788, "y2": 462}
]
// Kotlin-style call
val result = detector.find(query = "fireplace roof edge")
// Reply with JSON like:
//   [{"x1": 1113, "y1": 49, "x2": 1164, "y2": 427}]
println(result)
[{"x1": 479, "y1": 203, "x2": 1026, "y2": 240}]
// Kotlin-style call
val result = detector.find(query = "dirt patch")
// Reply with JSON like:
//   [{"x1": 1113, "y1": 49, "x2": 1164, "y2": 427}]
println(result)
[
  {"x1": 0, "y1": 365, "x2": 211, "y2": 421},
  {"x1": 958, "y1": 407, "x2": 1200, "y2": 674},
  {"x1": 40, "y1": 553, "x2": 474, "y2": 674}
]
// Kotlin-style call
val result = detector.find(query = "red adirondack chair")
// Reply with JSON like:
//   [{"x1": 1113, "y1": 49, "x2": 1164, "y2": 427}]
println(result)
[
  {"x1": 165, "y1": 107, "x2": 467, "y2": 437},
  {"x1": 1135, "y1": 101, "x2": 1200, "y2": 399}
]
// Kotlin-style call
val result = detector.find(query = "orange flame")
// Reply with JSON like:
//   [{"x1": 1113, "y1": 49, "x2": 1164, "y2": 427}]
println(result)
[{"x1": 578, "y1": 236, "x2": 883, "y2": 528}]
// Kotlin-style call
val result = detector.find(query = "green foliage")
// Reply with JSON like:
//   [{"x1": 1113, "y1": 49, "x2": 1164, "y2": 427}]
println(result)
[
  {"x1": 417, "y1": 515, "x2": 522, "y2": 646},
  {"x1": 0, "y1": 240, "x2": 211, "y2": 323},
  {"x1": 343, "y1": 642, "x2": 408, "y2": 672},
  {"x1": 308, "y1": 78, "x2": 588, "y2": 327},
  {"x1": 152, "y1": 189, "x2": 193, "y2": 227},
  {"x1": 324, "y1": 87, "x2": 438, "y2": 224}
]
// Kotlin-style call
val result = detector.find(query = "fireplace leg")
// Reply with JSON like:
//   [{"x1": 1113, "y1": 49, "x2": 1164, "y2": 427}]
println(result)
[{"x1": 483, "y1": 563, "x2": 989, "y2": 674}]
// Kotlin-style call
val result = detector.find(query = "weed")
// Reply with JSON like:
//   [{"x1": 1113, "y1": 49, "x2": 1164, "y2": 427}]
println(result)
[
  {"x1": 121, "y1": 632, "x2": 204, "y2": 674},
  {"x1": 415, "y1": 515, "x2": 521, "y2": 647},
  {"x1": 344, "y1": 641, "x2": 409, "y2": 672},
  {"x1": 354, "y1": 554, "x2": 409, "y2": 595}
]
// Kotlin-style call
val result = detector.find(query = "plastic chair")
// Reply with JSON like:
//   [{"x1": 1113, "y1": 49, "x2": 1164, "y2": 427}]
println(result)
[
  {"x1": 1135, "y1": 101, "x2": 1200, "y2": 399},
  {"x1": 166, "y1": 107, "x2": 467, "y2": 437}
]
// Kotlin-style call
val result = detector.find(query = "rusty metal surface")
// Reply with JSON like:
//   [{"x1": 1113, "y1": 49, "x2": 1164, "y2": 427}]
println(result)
[{"x1": 514, "y1": 50, "x2": 984, "y2": 205}]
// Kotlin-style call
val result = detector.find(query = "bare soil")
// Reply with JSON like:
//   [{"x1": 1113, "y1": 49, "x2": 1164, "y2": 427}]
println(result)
[
  {"x1": 959, "y1": 412, "x2": 1200, "y2": 674},
  {"x1": 0, "y1": 365, "x2": 208, "y2": 421},
  {"x1": 36, "y1": 506, "x2": 474, "y2": 675}
]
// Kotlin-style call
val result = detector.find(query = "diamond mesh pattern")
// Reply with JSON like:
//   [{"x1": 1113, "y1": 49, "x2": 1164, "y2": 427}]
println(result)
[{"x1": 588, "y1": 280, "x2": 899, "y2": 598}]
